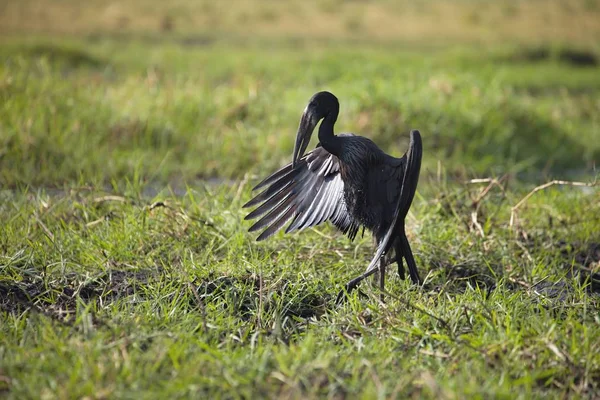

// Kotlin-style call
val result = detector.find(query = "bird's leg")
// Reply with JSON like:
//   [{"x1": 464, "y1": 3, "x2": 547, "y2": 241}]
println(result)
[
  {"x1": 371, "y1": 236, "x2": 381, "y2": 289},
  {"x1": 394, "y1": 240, "x2": 406, "y2": 280},
  {"x1": 384, "y1": 255, "x2": 397, "y2": 265},
  {"x1": 377, "y1": 252, "x2": 405, "y2": 279},
  {"x1": 399, "y1": 229, "x2": 422, "y2": 285},
  {"x1": 379, "y1": 257, "x2": 386, "y2": 303},
  {"x1": 397, "y1": 257, "x2": 406, "y2": 280},
  {"x1": 337, "y1": 250, "x2": 401, "y2": 304}
]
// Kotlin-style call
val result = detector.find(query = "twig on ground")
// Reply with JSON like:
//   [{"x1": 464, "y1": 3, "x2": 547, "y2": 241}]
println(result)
[
  {"x1": 514, "y1": 241, "x2": 534, "y2": 263},
  {"x1": 147, "y1": 201, "x2": 169, "y2": 210},
  {"x1": 510, "y1": 179, "x2": 598, "y2": 228},
  {"x1": 93, "y1": 195, "x2": 127, "y2": 203},
  {"x1": 470, "y1": 211, "x2": 485, "y2": 237},
  {"x1": 467, "y1": 175, "x2": 508, "y2": 237},
  {"x1": 469, "y1": 175, "x2": 508, "y2": 205}
]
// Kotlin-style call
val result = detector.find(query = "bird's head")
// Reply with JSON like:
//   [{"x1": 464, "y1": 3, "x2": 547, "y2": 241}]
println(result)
[{"x1": 293, "y1": 91, "x2": 339, "y2": 168}]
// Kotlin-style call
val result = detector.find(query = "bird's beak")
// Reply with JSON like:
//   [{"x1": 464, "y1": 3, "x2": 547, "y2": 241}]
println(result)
[{"x1": 292, "y1": 106, "x2": 320, "y2": 168}]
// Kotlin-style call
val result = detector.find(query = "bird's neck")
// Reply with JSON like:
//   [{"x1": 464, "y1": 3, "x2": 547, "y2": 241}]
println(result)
[{"x1": 318, "y1": 111, "x2": 342, "y2": 157}]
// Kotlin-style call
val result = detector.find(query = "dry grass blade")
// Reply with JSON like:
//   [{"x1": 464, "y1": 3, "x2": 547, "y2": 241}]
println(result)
[{"x1": 467, "y1": 175, "x2": 508, "y2": 237}]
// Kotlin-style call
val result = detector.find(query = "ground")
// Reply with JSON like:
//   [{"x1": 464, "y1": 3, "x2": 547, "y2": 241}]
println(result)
[{"x1": 1, "y1": 0, "x2": 600, "y2": 398}]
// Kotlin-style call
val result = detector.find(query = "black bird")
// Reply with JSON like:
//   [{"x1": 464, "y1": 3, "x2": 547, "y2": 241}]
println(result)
[{"x1": 243, "y1": 91, "x2": 422, "y2": 301}]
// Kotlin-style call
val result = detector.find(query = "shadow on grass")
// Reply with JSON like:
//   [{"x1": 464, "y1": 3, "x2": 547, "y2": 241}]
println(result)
[
  {"x1": 0, "y1": 268, "x2": 158, "y2": 324},
  {"x1": 85, "y1": 32, "x2": 217, "y2": 48},
  {"x1": 425, "y1": 261, "x2": 499, "y2": 295},
  {"x1": 0, "y1": 268, "x2": 329, "y2": 338},
  {"x1": 426, "y1": 239, "x2": 600, "y2": 303},
  {"x1": 194, "y1": 274, "x2": 329, "y2": 320},
  {"x1": 560, "y1": 241, "x2": 600, "y2": 294},
  {"x1": 11, "y1": 44, "x2": 109, "y2": 69},
  {"x1": 501, "y1": 46, "x2": 598, "y2": 67}
]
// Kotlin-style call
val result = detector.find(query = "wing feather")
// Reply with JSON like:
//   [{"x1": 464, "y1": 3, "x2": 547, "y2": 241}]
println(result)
[
  {"x1": 251, "y1": 163, "x2": 294, "y2": 191},
  {"x1": 245, "y1": 146, "x2": 358, "y2": 241}
]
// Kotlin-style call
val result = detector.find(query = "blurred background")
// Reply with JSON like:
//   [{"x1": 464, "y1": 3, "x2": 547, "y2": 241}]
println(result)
[{"x1": 1, "y1": 0, "x2": 599, "y2": 187}]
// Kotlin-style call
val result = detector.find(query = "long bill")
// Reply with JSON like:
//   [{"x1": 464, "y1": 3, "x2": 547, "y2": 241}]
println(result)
[{"x1": 292, "y1": 106, "x2": 320, "y2": 168}]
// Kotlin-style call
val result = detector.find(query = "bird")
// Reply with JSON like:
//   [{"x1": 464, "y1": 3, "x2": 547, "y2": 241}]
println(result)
[{"x1": 243, "y1": 91, "x2": 423, "y2": 302}]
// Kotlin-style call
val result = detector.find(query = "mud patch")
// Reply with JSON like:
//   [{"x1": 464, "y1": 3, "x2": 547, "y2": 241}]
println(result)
[
  {"x1": 0, "y1": 268, "x2": 329, "y2": 339},
  {"x1": 0, "y1": 269, "x2": 158, "y2": 323},
  {"x1": 560, "y1": 241, "x2": 600, "y2": 293},
  {"x1": 425, "y1": 240, "x2": 600, "y2": 301},
  {"x1": 425, "y1": 260, "x2": 499, "y2": 295},
  {"x1": 194, "y1": 274, "x2": 329, "y2": 321}
]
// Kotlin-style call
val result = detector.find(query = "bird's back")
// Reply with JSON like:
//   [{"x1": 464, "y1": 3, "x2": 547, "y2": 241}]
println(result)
[{"x1": 336, "y1": 134, "x2": 404, "y2": 239}]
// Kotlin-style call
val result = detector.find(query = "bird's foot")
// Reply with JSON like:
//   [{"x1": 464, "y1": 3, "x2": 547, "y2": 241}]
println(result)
[
  {"x1": 335, "y1": 276, "x2": 367, "y2": 305},
  {"x1": 397, "y1": 258, "x2": 406, "y2": 281}
]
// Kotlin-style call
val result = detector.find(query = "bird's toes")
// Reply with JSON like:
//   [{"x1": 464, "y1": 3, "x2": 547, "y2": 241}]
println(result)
[
  {"x1": 335, "y1": 282, "x2": 358, "y2": 305},
  {"x1": 335, "y1": 278, "x2": 369, "y2": 305},
  {"x1": 335, "y1": 289, "x2": 347, "y2": 305},
  {"x1": 398, "y1": 265, "x2": 406, "y2": 280}
]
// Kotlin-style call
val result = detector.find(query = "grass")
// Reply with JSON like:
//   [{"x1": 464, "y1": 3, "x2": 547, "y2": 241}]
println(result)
[
  {"x1": 1, "y1": 180, "x2": 599, "y2": 398},
  {"x1": 2, "y1": 0, "x2": 600, "y2": 398},
  {"x1": 1, "y1": 40, "x2": 599, "y2": 187}
]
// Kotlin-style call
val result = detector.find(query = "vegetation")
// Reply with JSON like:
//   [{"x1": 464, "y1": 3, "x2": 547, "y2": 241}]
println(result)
[{"x1": 1, "y1": 0, "x2": 599, "y2": 398}]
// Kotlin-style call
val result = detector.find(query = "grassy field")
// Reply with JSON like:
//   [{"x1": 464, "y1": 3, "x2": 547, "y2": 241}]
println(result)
[{"x1": 2, "y1": 0, "x2": 600, "y2": 398}]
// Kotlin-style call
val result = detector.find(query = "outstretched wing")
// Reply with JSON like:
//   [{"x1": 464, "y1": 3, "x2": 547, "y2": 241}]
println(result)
[
  {"x1": 364, "y1": 130, "x2": 423, "y2": 283},
  {"x1": 243, "y1": 146, "x2": 360, "y2": 241}
]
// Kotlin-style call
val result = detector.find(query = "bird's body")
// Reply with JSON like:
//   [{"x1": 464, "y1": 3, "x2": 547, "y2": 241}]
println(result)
[
  {"x1": 244, "y1": 91, "x2": 422, "y2": 299},
  {"x1": 337, "y1": 135, "x2": 406, "y2": 239}
]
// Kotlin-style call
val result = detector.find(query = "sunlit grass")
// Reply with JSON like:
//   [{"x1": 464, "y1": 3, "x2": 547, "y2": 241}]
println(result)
[
  {"x1": 1, "y1": 179, "x2": 599, "y2": 398},
  {"x1": 1, "y1": 1, "x2": 600, "y2": 397},
  {"x1": 1, "y1": 40, "x2": 598, "y2": 188}
]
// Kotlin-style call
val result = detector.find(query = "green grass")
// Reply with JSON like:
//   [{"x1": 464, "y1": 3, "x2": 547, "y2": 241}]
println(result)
[
  {"x1": 2, "y1": 0, "x2": 600, "y2": 397},
  {"x1": 1, "y1": 180, "x2": 599, "y2": 398},
  {"x1": 1, "y1": 39, "x2": 599, "y2": 187}
]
